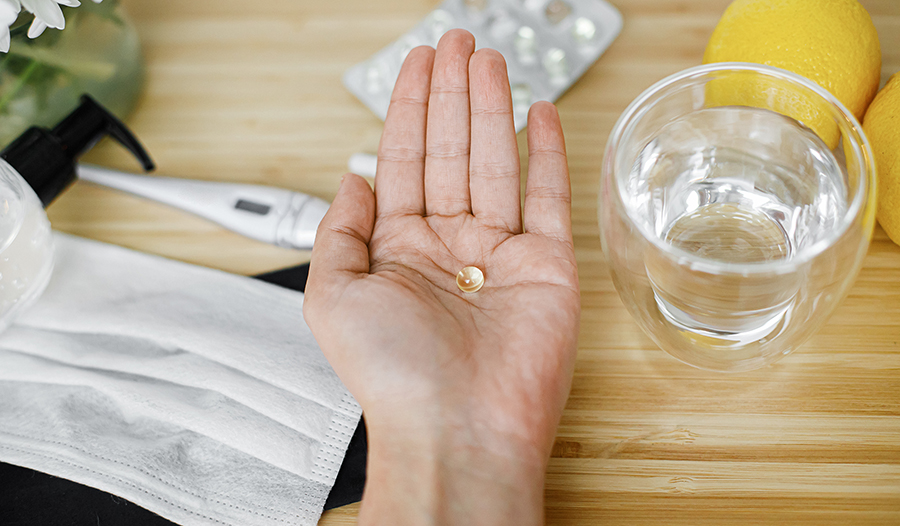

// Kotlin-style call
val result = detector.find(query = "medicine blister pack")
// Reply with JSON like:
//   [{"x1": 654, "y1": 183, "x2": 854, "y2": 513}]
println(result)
[{"x1": 343, "y1": 0, "x2": 623, "y2": 132}]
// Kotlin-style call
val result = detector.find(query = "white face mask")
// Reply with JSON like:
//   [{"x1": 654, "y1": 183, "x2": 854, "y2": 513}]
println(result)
[{"x1": 0, "y1": 233, "x2": 361, "y2": 526}]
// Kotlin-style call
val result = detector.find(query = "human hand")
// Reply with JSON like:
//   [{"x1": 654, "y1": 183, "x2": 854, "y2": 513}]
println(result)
[{"x1": 304, "y1": 29, "x2": 580, "y2": 526}]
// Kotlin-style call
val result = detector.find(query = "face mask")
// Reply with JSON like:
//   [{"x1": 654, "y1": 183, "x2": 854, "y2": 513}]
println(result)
[{"x1": 0, "y1": 233, "x2": 361, "y2": 526}]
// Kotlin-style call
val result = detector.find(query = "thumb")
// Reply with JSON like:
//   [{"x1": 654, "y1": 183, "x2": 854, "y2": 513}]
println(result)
[{"x1": 305, "y1": 173, "x2": 375, "y2": 308}]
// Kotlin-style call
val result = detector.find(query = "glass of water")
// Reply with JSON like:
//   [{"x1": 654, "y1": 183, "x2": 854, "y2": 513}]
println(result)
[{"x1": 599, "y1": 63, "x2": 877, "y2": 372}]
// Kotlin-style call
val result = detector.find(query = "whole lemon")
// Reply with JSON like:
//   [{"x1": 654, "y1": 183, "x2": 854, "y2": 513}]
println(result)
[
  {"x1": 864, "y1": 74, "x2": 900, "y2": 246},
  {"x1": 703, "y1": 0, "x2": 881, "y2": 146}
]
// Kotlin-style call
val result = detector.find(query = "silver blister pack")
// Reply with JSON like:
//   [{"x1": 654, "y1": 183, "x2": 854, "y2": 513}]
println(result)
[{"x1": 343, "y1": 0, "x2": 623, "y2": 131}]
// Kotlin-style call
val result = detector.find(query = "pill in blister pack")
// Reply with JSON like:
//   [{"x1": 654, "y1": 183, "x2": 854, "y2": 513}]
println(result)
[{"x1": 343, "y1": 0, "x2": 623, "y2": 132}]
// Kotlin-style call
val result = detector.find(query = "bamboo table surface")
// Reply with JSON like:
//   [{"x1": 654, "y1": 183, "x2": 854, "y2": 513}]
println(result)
[{"x1": 52, "y1": 0, "x2": 900, "y2": 524}]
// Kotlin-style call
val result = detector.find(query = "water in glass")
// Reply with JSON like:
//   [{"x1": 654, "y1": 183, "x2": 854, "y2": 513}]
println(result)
[{"x1": 625, "y1": 106, "x2": 847, "y2": 345}]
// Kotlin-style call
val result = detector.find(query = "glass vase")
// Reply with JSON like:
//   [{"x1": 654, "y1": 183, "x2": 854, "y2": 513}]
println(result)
[{"x1": 0, "y1": 0, "x2": 144, "y2": 147}]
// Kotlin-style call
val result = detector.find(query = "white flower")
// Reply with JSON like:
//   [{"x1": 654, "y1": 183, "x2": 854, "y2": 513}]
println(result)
[
  {"x1": 0, "y1": 0, "x2": 101, "y2": 51},
  {"x1": 0, "y1": 0, "x2": 21, "y2": 53}
]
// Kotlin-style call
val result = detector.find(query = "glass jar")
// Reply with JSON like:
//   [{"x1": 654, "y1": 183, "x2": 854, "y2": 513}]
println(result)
[{"x1": 0, "y1": 158, "x2": 53, "y2": 332}]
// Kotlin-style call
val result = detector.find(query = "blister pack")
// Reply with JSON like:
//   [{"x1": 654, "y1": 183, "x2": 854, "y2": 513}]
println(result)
[{"x1": 343, "y1": 0, "x2": 623, "y2": 132}]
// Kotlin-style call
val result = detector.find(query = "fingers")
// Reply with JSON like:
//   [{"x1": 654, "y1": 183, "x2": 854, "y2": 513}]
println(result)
[
  {"x1": 468, "y1": 49, "x2": 522, "y2": 234},
  {"x1": 374, "y1": 46, "x2": 435, "y2": 219},
  {"x1": 307, "y1": 173, "x2": 375, "y2": 301},
  {"x1": 424, "y1": 29, "x2": 476, "y2": 217},
  {"x1": 523, "y1": 102, "x2": 572, "y2": 244}
]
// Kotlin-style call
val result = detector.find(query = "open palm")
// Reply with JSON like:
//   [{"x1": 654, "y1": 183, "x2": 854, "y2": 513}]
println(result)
[{"x1": 304, "y1": 29, "x2": 580, "y2": 524}]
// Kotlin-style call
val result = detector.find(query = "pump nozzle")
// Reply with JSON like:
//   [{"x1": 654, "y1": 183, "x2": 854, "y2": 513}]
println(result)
[{"x1": 0, "y1": 95, "x2": 155, "y2": 207}]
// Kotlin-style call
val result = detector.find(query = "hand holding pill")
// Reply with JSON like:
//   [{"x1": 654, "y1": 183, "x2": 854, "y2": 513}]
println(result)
[{"x1": 305, "y1": 29, "x2": 580, "y2": 526}]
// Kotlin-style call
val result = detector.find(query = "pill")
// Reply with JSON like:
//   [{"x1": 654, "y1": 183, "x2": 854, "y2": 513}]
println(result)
[
  {"x1": 464, "y1": 0, "x2": 488, "y2": 11},
  {"x1": 514, "y1": 26, "x2": 538, "y2": 63},
  {"x1": 511, "y1": 83, "x2": 533, "y2": 112},
  {"x1": 397, "y1": 36, "x2": 421, "y2": 62},
  {"x1": 543, "y1": 47, "x2": 568, "y2": 82},
  {"x1": 456, "y1": 266, "x2": 485, "y2": 293},
  {"x1": 572, "y1": 16, "x2": 597, "y2": 44},
  {"x1": 365, "y1": 62, "x2": 389, "y2": 94},
  {"x1": 487, "y1": 10, "x2": 518, "y2": 40},
  {"x1": 425, "y1": 9, "x2": 455, "y2": 43},
  {"x1": 544, "y1": 0, "x2": 572, "y2": 24}
]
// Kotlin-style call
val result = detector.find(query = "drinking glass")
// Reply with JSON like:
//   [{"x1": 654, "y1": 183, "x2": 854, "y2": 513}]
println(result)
[{"x1": 599, "y1": 63, "x2": 877, "y2": 372}]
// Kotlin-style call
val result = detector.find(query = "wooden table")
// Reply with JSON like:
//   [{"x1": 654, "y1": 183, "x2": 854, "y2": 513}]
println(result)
[{"x1": 53, "y1": 0, "x2": 900, "y2": 523}]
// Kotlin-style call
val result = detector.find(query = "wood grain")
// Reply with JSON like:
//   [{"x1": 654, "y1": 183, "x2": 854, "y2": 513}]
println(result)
[{"x1": 51, "y1": 0, "x2": 900, "y2": 523}]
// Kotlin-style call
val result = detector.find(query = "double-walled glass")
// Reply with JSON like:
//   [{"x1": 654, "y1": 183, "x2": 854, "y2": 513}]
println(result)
[{"x1": 599, "y1": 63, "x2": 876, "y2": 372}]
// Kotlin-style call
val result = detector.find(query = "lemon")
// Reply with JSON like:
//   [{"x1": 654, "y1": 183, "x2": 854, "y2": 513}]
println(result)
[
  {"x1": 703, "y1": 0, "x2": 881, "y2": 147},
  {"x1": 864, "y1": 74, "x2": 900, "y2": 246}
]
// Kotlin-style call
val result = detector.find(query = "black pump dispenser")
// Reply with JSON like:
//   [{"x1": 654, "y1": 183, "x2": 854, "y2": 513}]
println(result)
[{"x1": 0, "y1": 95, "x2": 155, "y2": 207}]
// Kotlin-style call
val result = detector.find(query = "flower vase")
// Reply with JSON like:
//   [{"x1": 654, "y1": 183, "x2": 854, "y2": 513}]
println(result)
[{"x1": 0, "y1": 0, "x2": 144, "y2": 147}]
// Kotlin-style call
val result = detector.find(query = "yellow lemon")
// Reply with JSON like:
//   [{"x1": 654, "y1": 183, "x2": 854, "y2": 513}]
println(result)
[
  {"x1": 863, "y1": 74, "x2": 900, "y2": 246},
  {"x1": 703, "y1": 0, "x2": 881, "y2": 147}
]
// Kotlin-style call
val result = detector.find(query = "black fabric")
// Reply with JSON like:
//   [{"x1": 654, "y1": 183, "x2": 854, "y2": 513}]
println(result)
[
  {"x1": 322, "y1": 413, "x2": 368, "y2": 510},
  {"x1": 255, "y1": 262, "x2": 311, "y2": 292},
  {"x1": 0, "y1": 262, "x2": 368, "y2": 525}
]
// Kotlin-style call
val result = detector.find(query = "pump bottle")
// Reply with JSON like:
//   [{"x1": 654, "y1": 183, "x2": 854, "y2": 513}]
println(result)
[{"x1": 0, "y1": 95, "x2": 154, "y2": 331}]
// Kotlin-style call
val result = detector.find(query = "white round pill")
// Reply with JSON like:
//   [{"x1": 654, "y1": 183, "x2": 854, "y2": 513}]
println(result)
[{"x1": 572, "y1": 17, "x2": 598, "y2": 44}]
